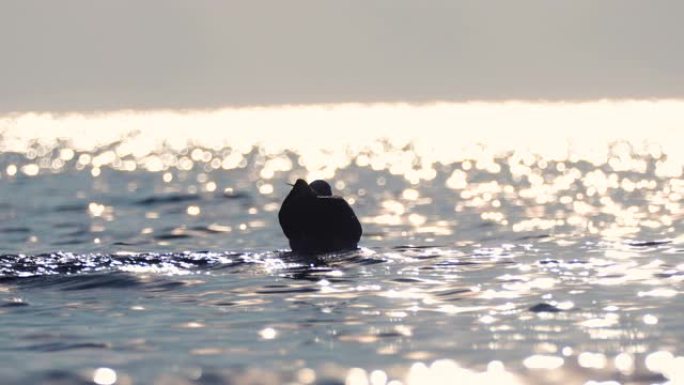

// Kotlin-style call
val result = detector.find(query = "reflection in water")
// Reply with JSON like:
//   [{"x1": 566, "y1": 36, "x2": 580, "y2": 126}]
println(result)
[{"x1": 0, "y1": 101, "x2": 683, "y2": 384}]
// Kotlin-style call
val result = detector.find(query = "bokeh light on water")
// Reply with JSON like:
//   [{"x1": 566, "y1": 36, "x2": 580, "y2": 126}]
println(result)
[{"x1": 0, "y1": 101, "x2": 683, "y2": 384}]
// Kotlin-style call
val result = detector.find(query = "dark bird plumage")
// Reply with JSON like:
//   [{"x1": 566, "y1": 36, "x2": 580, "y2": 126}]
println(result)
[{"x1": 279, "y1": 179, "x2": 362, "y2": 254}]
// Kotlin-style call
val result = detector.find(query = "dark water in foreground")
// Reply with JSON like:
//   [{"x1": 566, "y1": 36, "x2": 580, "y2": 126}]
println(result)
[{"x1": 1, "y1": 114, "x2": 683, "y2": 384}]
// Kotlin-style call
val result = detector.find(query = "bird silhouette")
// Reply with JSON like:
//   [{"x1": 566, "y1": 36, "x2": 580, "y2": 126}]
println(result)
[{"x1": 279, "y1": 179, "x2": 362, "y2": 254}]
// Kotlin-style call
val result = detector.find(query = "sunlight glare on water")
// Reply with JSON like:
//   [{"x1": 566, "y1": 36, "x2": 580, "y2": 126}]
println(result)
[
  {"x1": 2, "y1": 101, "x2": 683, "y2": 241},
  {"x1": 0, "y1": 100, "x2": 684, "y2": 384}
]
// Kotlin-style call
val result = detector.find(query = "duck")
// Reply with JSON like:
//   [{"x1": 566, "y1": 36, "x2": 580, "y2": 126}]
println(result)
[{"x1": 278, "y1": 179, "x2": 362, "y2": 254}]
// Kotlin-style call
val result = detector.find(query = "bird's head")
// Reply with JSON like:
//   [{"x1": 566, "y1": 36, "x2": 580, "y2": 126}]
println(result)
[{"x1": 309, "y1": 180, "x2": 332, "y2": 196}]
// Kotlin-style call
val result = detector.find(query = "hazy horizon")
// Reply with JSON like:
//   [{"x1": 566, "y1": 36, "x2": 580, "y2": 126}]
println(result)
[{"x1": 2, "y1": 0, "x2": 684, "y2": 113}]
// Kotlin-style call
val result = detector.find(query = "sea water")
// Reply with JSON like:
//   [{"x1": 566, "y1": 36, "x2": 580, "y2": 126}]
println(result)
[{"x1": 0, "y1": 101, "x2": 683, "y2": 384}]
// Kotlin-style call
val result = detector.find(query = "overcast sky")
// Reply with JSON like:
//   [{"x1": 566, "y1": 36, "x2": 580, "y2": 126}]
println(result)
[{"x1": 1, "y1": 0, "x2": 683, "y2": 112}]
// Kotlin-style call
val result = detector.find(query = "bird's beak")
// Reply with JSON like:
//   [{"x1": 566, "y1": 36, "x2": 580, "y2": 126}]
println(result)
[{"x1": 286, "y1": 183, "x2": 294, "y2": 187}]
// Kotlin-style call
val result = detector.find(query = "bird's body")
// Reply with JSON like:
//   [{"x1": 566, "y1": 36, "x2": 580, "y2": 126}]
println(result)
[{"x1": 279, "y1": 179, "x2": 362, "y2": 254}]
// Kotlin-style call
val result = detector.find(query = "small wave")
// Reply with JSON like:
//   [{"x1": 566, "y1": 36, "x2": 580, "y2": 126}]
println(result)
[
  {"x1": 627, "y1": 239, "x2": 672, "y2": 248},
  {"x1": 0, "y1": 227, "x2": 31, "y2": 234},
  {"x1": 0, "y1": 246, "x2": 523, "y2": 290},
  {"x1": 0, "y1": 251, "x2": 239, "y2": 279},
  {"x1": 52, "y1": 203, "x2": 89, "y2": 213},
  {"x1": 0, "y1": 248, "x2": 381, "y2": 282},
  {"x1": 1, "y1": 298, "x2": 29, "y2": 307},
  {"x1": 21, "y1": 341, "x2": 110, "y2": 352},
  {"x1": 136, "y1": 193, "x2": 200, "y2": 205},
  {"x1": 15, "y1": 370, "x2": 92, "y2": 385},
  {"x1": 256, "y1": 285, "x2": 319, "y2": 294},
  {"x1": 40, "y1": 272, "x2": 143, "y2": 291}
]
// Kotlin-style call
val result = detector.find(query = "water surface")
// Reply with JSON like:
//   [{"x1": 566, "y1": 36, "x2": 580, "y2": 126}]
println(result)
[{"x1": 1, "y1": 101, "x2": 683, "y2": 384}]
